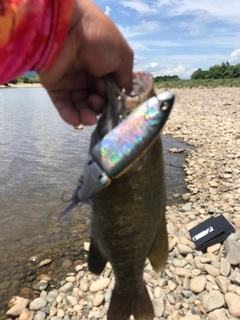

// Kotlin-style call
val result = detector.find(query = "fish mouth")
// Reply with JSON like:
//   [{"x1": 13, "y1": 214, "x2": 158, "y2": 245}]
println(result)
[{"x1": 125, "y1": 71, "x2": 155, "y2": 113}]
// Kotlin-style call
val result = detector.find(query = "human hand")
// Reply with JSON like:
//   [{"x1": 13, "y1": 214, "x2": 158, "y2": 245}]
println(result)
[{"x1": 38, "y1": 0, "x2": 133, "y2": 127}]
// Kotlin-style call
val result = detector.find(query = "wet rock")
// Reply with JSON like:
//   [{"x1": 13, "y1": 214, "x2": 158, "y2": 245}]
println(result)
[
  {"x1": 6, "y1": 298, "x2": 29, "y2": 316},
  {"x1": 38, "y1": 259, "x2": 52, "y2": 268},
  {"x1": 61, "y1": 259, "x2": 72, "y2": 269},
  {"x1": 33, "y1": 280, "x2": 48, "y2": 291}
]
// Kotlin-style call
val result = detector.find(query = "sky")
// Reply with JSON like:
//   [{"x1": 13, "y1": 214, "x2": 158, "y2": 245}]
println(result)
[{"x1": 94, "y1": 0, "x2": 240, "y2": 79}]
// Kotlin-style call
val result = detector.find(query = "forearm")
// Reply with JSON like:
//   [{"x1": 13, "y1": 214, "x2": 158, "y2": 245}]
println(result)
[{"x1": 0, "y1": 0, "x2": 73, "y2": 84}]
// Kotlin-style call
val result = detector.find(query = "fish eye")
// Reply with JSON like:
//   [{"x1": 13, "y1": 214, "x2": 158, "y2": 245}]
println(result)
[{"x1": 161, "y1": 102, "x2": 169, "y2": 111}]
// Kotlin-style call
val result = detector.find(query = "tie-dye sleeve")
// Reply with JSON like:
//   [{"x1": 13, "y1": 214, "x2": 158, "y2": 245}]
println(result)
[{"x1": 0, "y1": 0, "x2": 74, "y2": 84}]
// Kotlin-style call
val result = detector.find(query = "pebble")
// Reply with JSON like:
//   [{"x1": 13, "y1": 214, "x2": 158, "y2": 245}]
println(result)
[
  {"x1": 93, "y1": 293, "x2": 104, "y2": 307},
  {"x1": 34, "y1": 311, "x2": 46, "y2": 320},
  {"x1": 225, "y1": 293, "x2": 240, "y2": 317},
  {"x1": 58, "y1": 283, "x2": 74, "y2": 293},
  {"x1": 190, "y1": 276, "x2": 206, "y2": 293},
  {"x1": 152, "y1": 297, "x2": 164, "y2": 317},
  {"x1": 177, "y1": 243, "x2": 193, "y2": 255},
  {"x1": 202, "y1": 291, "x2": 225, "y2": 312},
  {"x1": 90, "y1": 279, "x2": 110, "y2": 292},
  {"x1": 224, "y1": 239, "x2": 240, "y2": 265},
  {"x1": 29, "y1": 298, "x2": 47, "y2": 311},
  {"x1": 6, "y1": 298, "x2": 29, "y2": 317}
]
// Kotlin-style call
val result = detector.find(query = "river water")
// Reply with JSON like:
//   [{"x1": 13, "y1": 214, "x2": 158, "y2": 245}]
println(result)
[{"x1": 0, "y1": 88, "x2": 189, "y2": 311}]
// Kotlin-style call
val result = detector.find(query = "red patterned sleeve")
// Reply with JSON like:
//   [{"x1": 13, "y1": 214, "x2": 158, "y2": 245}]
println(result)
[{"x1": 0, "y1": 0, "x2": 74, "y2": 84}]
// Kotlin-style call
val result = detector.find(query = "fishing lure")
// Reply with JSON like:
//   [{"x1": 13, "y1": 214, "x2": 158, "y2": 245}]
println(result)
[{"x1": 59, "y1": 78, "x2": 175, "y2": 219}]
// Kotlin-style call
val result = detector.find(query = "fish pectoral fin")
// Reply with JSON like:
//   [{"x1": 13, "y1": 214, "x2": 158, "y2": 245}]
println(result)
[
  {"x1": 108, "y1": 286, "x2": 154, "y2": 320},
  {"x1": 87, "y1": 238, "x2": 107, "y2": 275},
  {"x1": 148, "y1": 215, "x2": 168, "y2": 272}
]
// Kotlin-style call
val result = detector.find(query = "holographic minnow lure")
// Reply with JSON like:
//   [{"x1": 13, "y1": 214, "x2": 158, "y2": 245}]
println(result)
[{"x1": 59, "y1": 74, "x2": 175, "y2": 219}]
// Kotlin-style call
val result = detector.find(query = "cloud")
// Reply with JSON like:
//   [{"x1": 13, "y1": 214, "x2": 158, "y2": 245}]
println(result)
[
  {"x1": 120, "y1": 1, "x2": 240, "y2": 22},
  {"x1": 105, "y1": 6, "x2": 111, "y2": 16},
  {"x1": 152, "y1": 65, "x2": 196, "y2": 78},
  {"x1": 121, "y1": 1, "x2": 158, "y2": 14},
  {"x1": 118, "y1": 20, "x2": 161, "y2": 39},
  {"x1": 229, "y1": 49, "x2": 240, "y2": 63},
  {"x1": 134, "y1": 58, "x2": 196, "y2": 78},
  {"x1": 155, "y1": 0, "x2": 240, "y2": 22}
]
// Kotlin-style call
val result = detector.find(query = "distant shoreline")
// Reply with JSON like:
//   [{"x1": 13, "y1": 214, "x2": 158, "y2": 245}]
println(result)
[{"x1": 0, "y1": 83, "x2": 42, "y2": 88}]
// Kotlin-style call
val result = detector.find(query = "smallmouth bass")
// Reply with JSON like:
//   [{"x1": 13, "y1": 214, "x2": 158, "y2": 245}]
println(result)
[{"x1": 86, "y1": 74, "x2": 174, "y2": 320}]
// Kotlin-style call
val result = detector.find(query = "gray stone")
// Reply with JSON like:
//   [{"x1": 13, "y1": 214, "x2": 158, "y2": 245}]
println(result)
[
  {"x1": 230, "y1": 271, "x2": 240, "y2": 285},
  {"x1": 224, "y1": 239, "x2": 240, "y2": 265},
  {"x1": 104, "y1": 288, "x2": 112, "y2": 302},
  {"x1": 58, "y1": 282, "x2": 74, "y2": 293},
  {"x1": 182, "y1": 202, "x2": 192, "y2": 212},
  {"x1": 66, "y1": 296, "x2": 78, "y2": 307},
  {"x1": 228, "y1": 231, "x2": 240, "y2": 241},
  {"x1": 34, "y1": 311, "x2": 46, "y2": 320},
  {"x1": 29, "y1": 298, "x2": 47, "y2": 311},
  {"x1": 33, "y1": 280, "x2": 48, "y2": 291},
  {"x1": 173, "y1": 259, "x2": 188, "y2": 268},
  {"x1": 202, "y1": 291, "x2": 225, "y2": 312},
  {"x1": 220, "y1": 258, "x2": 231, "y2": 277}
]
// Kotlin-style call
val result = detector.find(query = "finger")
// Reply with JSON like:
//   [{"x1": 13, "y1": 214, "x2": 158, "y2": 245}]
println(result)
[
  {"x1": 80, "y1": 108, "x2": 97, "y2": 125},
  {"x1": 88, "y1": 93, "x2": 105, "y2": 114},
  {"x1": 114, "y1": 46, "x2": 134, "y2": 94}
]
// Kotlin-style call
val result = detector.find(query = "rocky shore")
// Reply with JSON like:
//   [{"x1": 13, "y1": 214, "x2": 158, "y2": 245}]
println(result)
[
  {"x1": 4, "y1": 87, "x2": 240, "y2": 320},
  {"x1": 0, "y1": 83, "x2": 42, "y2": 88}
]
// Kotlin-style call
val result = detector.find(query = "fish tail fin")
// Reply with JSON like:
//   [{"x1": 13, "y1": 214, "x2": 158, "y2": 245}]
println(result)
[
  {"x1": 107, "y1": 285, "x2": 154, "y2": 320},
  {"x1": 88, "y1": 238, "x2": 107, "y2": 275},
  {"x1": 148, "y1": 215, "x2": 168, "y2": 272}
]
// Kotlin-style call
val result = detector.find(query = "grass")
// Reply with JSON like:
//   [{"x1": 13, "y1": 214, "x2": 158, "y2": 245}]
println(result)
[{"x1": 155, "y1": 78, "x2": 240, "y2": 89}]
